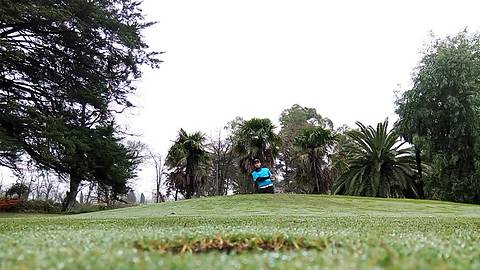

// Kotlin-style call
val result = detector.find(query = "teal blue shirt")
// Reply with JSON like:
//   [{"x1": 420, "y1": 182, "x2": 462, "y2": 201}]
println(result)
[{"x1": 251, "y1": 167, "x2": 274, "y2": 188}]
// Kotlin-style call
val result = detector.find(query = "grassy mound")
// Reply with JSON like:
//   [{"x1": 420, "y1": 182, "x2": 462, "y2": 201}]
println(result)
[
  {"x1": 75, "y1": 194, "x2": 480, "y2": 218},
  {"x1": 0, "y1": 194, "x2": 479, "y2": 269}
]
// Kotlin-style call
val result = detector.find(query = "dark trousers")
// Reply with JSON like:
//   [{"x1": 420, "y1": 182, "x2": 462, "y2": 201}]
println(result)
[{"x1": 257, "y1": 186, "x2": 274, "y2": 194}]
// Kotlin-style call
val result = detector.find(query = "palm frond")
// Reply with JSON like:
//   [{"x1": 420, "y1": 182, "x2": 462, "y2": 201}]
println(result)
[{"x1": 334, "y1": 120, "x2": 421, "y2": 198}]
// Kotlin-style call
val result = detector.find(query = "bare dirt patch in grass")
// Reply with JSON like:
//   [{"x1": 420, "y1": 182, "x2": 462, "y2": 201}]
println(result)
[{"x1": 134, "y1": 234, "x2": 336, "y2": 254}]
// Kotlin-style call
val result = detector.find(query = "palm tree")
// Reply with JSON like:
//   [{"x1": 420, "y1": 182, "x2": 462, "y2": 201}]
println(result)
[
  {"x1": 232, "y1": 118, "x2": 281, "y2": 193},
  {"x1": 165, "y1": 129, "x2": 208, "y2": 199},
  {"x1": 293, "y1": 126, "x2": 337, "y2": 194},
  {"x1": 333, "y1": 120, "x2": 418, "y2": 198}
]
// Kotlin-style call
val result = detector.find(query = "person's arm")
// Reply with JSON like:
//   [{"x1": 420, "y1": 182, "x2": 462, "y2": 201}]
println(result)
[
  {"x1": 252, "y1": 173, "x2": 268, "y2": 184},
  {"x1": 267, "y1": 168, "x2": 275, "y2": 180}
]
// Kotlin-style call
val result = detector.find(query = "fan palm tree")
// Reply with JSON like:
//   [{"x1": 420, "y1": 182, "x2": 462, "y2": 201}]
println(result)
[
  {"x1": 294, "y1": 126, "x2": 338, "y2": 193},
  {"x1": 232, "y1": 118, "x2": 281, "y2": 193},
  {"x1": 165, "y1": 129, "x2": 208, "y2": 199},
  {"x1": 333, "y1": 120, "x2": 418, "y2": 198}
]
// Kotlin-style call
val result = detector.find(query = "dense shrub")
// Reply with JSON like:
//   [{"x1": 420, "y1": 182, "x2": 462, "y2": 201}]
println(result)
[
  {"x1": 5, "y1": 183, "x2": 29, "y2": 199},
  {"x1": 2, "y1": 199, "x2": 136, "y2": 214},
  {"x1": 6, "y1": 200, "x2": 62, "y2": 213},
  {"x1": 64, "y1": 203, "x2": 136, "y2": 215}
]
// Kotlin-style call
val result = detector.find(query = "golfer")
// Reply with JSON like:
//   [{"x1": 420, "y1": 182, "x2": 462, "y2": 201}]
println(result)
[{"x1": 251, "y1": 158, "x2": 274, "y2": 194}]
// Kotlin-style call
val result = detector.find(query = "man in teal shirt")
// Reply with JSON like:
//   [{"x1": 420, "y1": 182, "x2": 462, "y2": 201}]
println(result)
[{"x1": 251, "y1": 158, "x2": 274, "y2": 194}]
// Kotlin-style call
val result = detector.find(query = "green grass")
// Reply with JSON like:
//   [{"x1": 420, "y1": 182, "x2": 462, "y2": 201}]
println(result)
[{"x1": 0, "y1": 194, "x2": 479, "y2": 269}]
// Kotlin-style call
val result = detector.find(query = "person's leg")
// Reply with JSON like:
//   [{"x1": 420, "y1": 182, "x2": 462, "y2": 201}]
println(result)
[{"x1": 258, "y1": 186, "x2": 274, "y2": 194}]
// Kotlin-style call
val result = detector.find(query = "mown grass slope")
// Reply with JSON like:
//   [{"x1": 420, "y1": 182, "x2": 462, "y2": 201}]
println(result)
[
  {"x1": 1, "y1": 194, "x2": 479, "y2": 269},
  {"x1": 76, "y1": 194, "x2": 480, "y2": 218}
]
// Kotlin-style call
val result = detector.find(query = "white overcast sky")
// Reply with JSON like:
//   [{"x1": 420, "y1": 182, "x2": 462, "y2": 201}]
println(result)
[{"x1": 3, "y1": 0, "x2": 480, "y2": 198}]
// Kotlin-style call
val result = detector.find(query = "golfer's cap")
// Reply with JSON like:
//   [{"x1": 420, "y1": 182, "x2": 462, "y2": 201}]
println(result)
[{"x1": 253, "y1": 158, "x2": 261, "y2": 163}]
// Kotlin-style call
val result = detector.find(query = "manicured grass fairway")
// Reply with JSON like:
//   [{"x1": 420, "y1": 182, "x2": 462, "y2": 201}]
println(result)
[{"x1": 0, "y1": 194, "x2": 479, "y2": 269}]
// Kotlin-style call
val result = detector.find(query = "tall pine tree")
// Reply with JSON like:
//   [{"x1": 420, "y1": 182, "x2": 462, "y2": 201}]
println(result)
[{"x1": 0, "y1": 0, "x2": 160, "y2": 209}]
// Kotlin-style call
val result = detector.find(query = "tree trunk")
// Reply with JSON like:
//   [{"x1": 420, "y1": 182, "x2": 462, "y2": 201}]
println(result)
[
  {"x1": 35, "y1": 179, "x2": 41, "y2": 200},
  {"x1": 185, "y1": 174, "x2": 194, "y2": 199},
  {"x1": 45, "y1": 184, "x2": 51, "y2": 200},
  {"x1": 184, "y1": 160, "x2": 196, "y2": 199},
  {"x1": 315, "y1": 178, "x2": 320, "y2": 194},
  {"x1": 86, "y1": 182, "x2": 94, "y2": 203},
  {"x1": 79, "y1": 191, "x2": 84, "y2": 204},
  {"x1": 156, "y1": 183, "x2": 164, "y2": 203},
  {"x1": 216, "y1": 161, "x2": 220, "y2": 195},
  {"x1": 244, "y1": 174, "x2": 255, "y2": 194},
  {"x1": 225, "y1": 176, "x2": 229, "y2": 195},
  {"x1": 415, "y1": 146, "x2": 425, "y2": 199},
  {"x1": 62, "y1": 175, "x2": 81, "y2": 211},
  {"x1": 313, "y1": 157, "x2": 321, "y2": 194},
  {"x1": 26, "y1": 177, "x2": 35, "y2": 200},
  {"x1": 154, "y1": 156, "x2": 161, "y2": 203},
  {"x1": 44, "y1": 173, "x2": 51, "y2": 200}
]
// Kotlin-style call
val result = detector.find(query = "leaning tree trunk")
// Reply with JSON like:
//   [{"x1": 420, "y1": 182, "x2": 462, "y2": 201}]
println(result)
[{"x1": 62, "y1": 175, "x2": 81, "y2": 211}]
